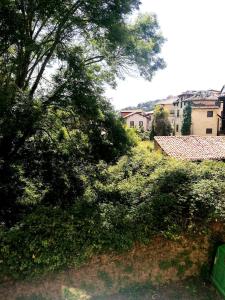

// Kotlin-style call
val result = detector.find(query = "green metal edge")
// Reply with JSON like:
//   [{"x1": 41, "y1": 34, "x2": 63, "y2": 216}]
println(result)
[{"x1": 211, "y1": 276, "x2": 225, "y2": 299}]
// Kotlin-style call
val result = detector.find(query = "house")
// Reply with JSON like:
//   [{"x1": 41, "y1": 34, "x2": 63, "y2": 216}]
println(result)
[
  {"x1": 173, "y1": 90, "x2": 222, "y2": 136},
  {"x1": 122, "y1": 86, "x2": 225, "y2": 136},
  {"x1": 120, "y1": 110, "x2": 153, "y2": 131},
  {"x1": 154, "y1": 136, "x2": 225, "y2": 161}
]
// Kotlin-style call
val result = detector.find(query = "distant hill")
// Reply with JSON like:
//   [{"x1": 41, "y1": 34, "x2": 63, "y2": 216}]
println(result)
[
  {"x1": 122, "y1": 99, "x2": 162, "y2": 112},
  {"x1": 122, "y1": 96, "x2": 177, "y2": 112}
]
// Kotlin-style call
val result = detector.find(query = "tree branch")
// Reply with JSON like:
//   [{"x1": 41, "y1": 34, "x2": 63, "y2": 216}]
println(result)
[
  {"x1": 84, "y1": 55, "x2": 105, "y2": 66},
  {"x1": 29, "y1": 0, "x2": 84, "y2": 98}
]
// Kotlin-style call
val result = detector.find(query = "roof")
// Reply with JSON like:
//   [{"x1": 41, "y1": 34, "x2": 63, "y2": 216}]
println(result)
[
  {"x1": 120, "y1": 109, "x2": 142, "y2": 113},
  {"x1": 146, "y1": 110, "x2": 154, "y2": 115},
  {"x1": 154, "y1": 136, "x2": 225, "y2": 161},
  {"x1": 180, "y1": 90, "x2": 220, "y2": 102},
  {"x1": 179, "y1": 90, "x2": 220, "y2": 97},
  {"x1": 122, "y1": 111, "x2": 151, "y2": 120}
]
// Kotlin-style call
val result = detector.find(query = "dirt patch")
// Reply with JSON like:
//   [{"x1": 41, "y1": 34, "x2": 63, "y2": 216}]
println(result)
[
  {"x1": 97, "y1": 279, "x2": 223, "y2": 300},
  {"x1": 0, "y1": 235, "x2": 211, "y2": 300}
]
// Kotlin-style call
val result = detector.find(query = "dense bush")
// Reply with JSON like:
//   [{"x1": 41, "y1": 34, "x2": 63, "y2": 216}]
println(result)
[{"x1": 1, "y1": 142, "x2": 225, "y2": 280}]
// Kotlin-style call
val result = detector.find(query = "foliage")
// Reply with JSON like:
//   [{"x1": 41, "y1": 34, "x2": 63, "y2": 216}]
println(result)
[
  {"x1": 125, "y1": 126, "x2": 150, "y2": 142},
  {"x1": 149, "y1": 125, "x2": 156, "y2": 140},
  {"x1": 0, "y1": 1, "x2": 165, "y2": 226},
  {"x1": 150, "y1": 106, "x2": 172, "y2": 137},
  {"x1": 124, "y1": 127, "x2": 141, "y2": 146},
  {"x1": 2, "y1": 143, "x2": 225, "y2": 279},
  {"x1": 181, "y1": 102, "x2": 192, "y2": 135},
  {"x1": 136, "y1": 127, "x2": 151, "y2": 141},
  {"x1": 123, "y1": 99, "x2": 161, "y2": 112},
  {"x1": 2, "y1": 3, "x2": 223, "y2": 283}
]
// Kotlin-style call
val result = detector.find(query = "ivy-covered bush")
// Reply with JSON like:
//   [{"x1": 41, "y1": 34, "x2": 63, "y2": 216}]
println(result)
[{"x1": 1, "y1": 142, "x2": 225, "y2": 280}]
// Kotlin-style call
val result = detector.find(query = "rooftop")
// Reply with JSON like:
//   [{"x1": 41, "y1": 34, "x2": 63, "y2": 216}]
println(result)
[
  {"x1": 177, "y1": 90, "x2": 220, "y2": 103},
  {"x1": 120, "y1": 109, "x2": 142, "y2": 113},
  {"x1": 122, "y1": 110, "x2": 151, "y2": 119},
  {"x1": 154, "y1": 136, "x2": 225, "y2": 161}
]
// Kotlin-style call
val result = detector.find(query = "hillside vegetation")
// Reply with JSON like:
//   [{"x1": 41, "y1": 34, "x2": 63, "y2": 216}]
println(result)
[{"x1": 123, "y1": 100, "x2": 161, "y2": 111}]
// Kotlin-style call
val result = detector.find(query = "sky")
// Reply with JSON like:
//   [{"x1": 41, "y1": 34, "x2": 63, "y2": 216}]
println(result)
[{"x1": 105, "y1": 0, "x2": 225, "y2": 109}]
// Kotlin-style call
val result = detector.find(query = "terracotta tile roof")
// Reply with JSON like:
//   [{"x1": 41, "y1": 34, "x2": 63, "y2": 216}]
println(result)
[{"x1": 154, "y1": 136, "x2": 225, "y2": 161}]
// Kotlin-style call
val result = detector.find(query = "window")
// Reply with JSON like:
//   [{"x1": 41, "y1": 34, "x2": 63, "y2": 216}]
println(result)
[
  {"x1": 181, "y1": 102, "x2": 183, "y2": 108},
  {"x1": 130, "y1": 121, "x2": 134, "y2": 128},
  {"x1": 176, "y1": 124, "x2": 179, "y2": 132},
  {"x1": 207, "y1": 111, "x2": 213, "y2": 117},
  {"x1": 206, "y1": 128, "x2": 212, "y2": 134},
  {"x1": 177, "y1": 110, "x2": 180, "y2": 117},
  {"x1": 139, "y1": 121, "x2": 143, "y2": 127}
]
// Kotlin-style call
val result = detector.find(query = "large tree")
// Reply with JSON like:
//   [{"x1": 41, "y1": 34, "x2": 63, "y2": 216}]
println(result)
[{"x1": 0, "y1": 0, "x2": 165, "y2": 225}]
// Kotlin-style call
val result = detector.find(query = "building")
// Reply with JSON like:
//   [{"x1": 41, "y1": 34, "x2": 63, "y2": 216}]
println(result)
[
  {"x1": 120, "y1": 110, "x2": 153, "y2": 131},
  {"x1": 218, "y1": 85, "x2": 225, "y2": 135},
  {"x1": 154, "y1": 136, "x2": 225, "y2": 161},
  {"x1": 173, "y1": 90, "x2": 222, "y2": 136},
  {"x1": 121, "y1": 87, "x2": 225, "y2": 136},
  {"x1": 154, "y1": 96, "x2": 177, "y2": 128}
]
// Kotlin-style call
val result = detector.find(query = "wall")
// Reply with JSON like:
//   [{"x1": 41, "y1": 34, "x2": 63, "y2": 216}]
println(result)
[
  {"x1": 174, "y1": 101, "x2": 223, "y2": 136},
  {"x1": 174, "y1": 100, "x2": 184, "y2": 135},
  {"x1": 125, "y1": 113, "x2": 150, "y2": 131},
  {"x1": 191, "y1": 108, "x2": 219, "y2": 136},
  {"x1": 163, "y1": 104, "x2": 175, "y2": 127}
]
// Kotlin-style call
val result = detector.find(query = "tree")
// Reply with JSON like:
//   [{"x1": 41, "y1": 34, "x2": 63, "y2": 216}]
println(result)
[
  {"x1": 0, "y1": 1, "x2": 165, "y2": 226},
  {"x1": 150, "y1": 106, "x2": 172, "y2": 137},
  {"x1": 181, "y1": 102, "x2": 192, "y2": 135},
  {"x1": 0, "y1": 1, "x2": 166, "y2": 164}
]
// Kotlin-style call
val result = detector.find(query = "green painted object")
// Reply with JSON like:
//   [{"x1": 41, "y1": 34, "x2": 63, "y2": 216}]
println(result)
[{"x1": 211, "y1": 244, "x2": 225, "y2": 298}]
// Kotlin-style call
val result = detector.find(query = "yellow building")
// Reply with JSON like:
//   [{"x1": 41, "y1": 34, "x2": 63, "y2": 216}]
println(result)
[
  {"x1": 154, "y1": 96, "x2": 176, "y2": 128},
  {"x1": 173, "y1": 90, "x2": 222, "y2": 136}
]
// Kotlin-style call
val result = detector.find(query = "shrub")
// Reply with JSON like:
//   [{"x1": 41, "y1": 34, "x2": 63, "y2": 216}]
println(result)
[{"x1": 1, "y1": 142, "x2": 225, "y2": 279}]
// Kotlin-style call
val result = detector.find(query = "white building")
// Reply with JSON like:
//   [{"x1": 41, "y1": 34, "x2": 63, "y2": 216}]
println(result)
[{"x1": 120, "y1": 110, "x2": 152, "y2": 131}]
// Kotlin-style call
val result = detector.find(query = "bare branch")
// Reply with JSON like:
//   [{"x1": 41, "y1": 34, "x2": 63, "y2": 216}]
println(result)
[
  {"x1": 29, "y1": 41, "x2": 57, "y2": 98},
  {"x1": 33, "y1": 18, "x2": 48, "y2": 40},
  {"x1": 84, "y1": 55, "x2": 105, "y2": 66}
]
